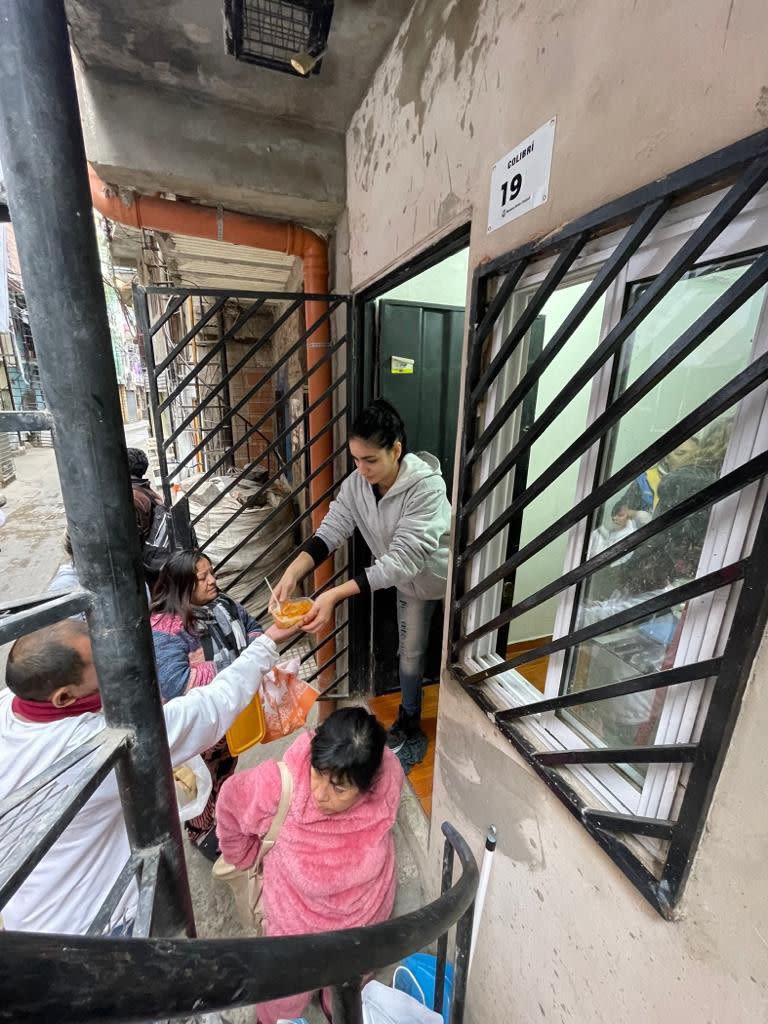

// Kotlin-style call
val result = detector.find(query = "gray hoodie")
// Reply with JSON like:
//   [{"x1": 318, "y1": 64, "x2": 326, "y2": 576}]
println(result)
[{"x1": 316, "y1": 452, "x2": 451, "y2": 600}]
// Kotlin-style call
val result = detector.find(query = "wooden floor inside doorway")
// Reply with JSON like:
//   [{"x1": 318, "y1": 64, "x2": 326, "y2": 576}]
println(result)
[{"x1": 369, "y1": 683, "x2": 439, "y2": 817}]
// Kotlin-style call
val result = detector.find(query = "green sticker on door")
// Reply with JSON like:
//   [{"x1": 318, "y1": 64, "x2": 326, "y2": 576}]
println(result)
[{"x1": 390, "y1": 355, "x2": 415, "y2": 374}]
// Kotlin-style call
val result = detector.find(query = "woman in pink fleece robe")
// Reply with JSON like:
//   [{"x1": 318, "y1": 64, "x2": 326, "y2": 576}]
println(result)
[{"x1": 217, "y1": 707, "x2": 404, "y2": 1024}]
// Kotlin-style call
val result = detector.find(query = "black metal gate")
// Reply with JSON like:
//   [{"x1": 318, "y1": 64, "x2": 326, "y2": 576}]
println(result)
[{"x1": 135, "y1": 285, "x2": 361, "y2": 694}]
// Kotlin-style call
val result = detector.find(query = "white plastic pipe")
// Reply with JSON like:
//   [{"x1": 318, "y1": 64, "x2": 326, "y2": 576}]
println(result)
[{"x1": 468, "y1": 824, "x2": 497, "y2": 977}]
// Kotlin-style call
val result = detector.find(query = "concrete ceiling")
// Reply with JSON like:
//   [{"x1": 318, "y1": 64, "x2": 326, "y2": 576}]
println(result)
[
  {"x1": 67, "y1": 0, "x2": 414, "y2": 134},
  {"x1": 67, "y1": 0, "x2": 413, "y2": 238}
]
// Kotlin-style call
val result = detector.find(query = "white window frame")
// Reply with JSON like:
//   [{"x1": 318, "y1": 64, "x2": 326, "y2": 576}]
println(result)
[{"x1": 460, "y1": 184, "x2": 768, "y2": 829}]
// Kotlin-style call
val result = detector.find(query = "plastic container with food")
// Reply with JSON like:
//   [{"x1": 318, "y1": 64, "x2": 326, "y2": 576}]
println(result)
[{"x1": 269, "y1": 596, "x2": 315, "y2": 628}]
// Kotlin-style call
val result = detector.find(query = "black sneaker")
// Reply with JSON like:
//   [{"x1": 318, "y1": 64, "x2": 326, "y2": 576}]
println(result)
[
  {"x1": 386, "y1": 705, "x2": 422, "y2": 753},
  {"x1": 397, "y1": 731, "x2": 429, "y2": 774}
]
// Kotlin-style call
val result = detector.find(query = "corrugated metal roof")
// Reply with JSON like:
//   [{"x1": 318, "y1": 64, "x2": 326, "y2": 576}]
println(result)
[{"x1": 109, "y1": 223, "x2": 298, "y2": 292}]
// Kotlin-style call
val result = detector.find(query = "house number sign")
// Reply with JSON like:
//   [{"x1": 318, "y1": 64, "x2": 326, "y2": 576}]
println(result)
[{"x1": 487, "y1": 118, "x2": 556, "y2": 233}]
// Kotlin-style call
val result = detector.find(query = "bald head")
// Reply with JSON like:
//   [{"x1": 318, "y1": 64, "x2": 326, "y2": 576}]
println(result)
[{"x1": 6, "y1": 620, "x2": 92, "y2": 702}]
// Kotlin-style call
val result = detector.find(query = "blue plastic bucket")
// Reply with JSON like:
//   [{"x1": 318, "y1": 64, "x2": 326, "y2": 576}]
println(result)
[{"x1": 393, "y1": 953, "x2": 454, "y2": 1021}]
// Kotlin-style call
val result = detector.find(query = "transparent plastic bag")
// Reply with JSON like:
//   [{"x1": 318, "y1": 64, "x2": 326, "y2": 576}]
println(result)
[
  {"x1": 261, "y1": 657, "x2": 318, "y2": 744},
  {"x1": 173, "y1": 755, "x2": 212, "y2": 822}
]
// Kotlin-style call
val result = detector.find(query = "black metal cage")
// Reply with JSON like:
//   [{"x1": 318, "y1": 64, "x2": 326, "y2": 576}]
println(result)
[{"x1": 225, "y1": 0, "x2": 334, "y2": 76}]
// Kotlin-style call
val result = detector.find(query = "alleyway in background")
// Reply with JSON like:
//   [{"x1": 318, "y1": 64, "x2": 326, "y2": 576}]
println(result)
[{"x1": 0, "y1": 419, "x2": 150, "y2": 676}]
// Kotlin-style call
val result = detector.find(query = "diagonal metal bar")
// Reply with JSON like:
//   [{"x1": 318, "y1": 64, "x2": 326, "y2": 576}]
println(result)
[
  {"x1": 164, "y1": 297, "x2": 339, "y2": 438},
  {"x1": 148, "y1": 294, "x2": 186, "y2": 339},
  {"x1": 210, "y1": 447, "x2": 347, "y2": 571},
  {"x1": 298, "y1": 621, "x2": 347, "y2": 664},
  {"x1": 469, "y1": 260, "x2": 529, "y2": 367},
  {"x1": 535, "y1": 743, "x2": 697, "y2": 767},
  {"x1": 190, "y1": 373, "x2": 347, "y2": 521},
  {"x1": 460, "y1": 448, "x2": 768, "y2": 641},
  {"x1": 458, "y1": 343, "x2": 768, "y2": 603},
  {"x1": 195, "y1": 403, "x2": 348, "y2": 544},
  {"x1": 162, "y1": 296, "x2": 300, "y2": 436},
  {"x1": 184, "y1": 336, "x2": 347, "y2": 500},
  {"x1": 219, "y1": 477, "x2": 343, "y2": 589},
  {"x1": 316, "y1": 673, "x2": 349, "y2": 700},
  {"x1": 481, "y1": 696, "x2": 666, "y2": 914},
  {"x1": 0, "y1": 729, "x2": 131, "y2": 907},
  {"x1": 659, "y1": 478, "x2": 768, "y2": 905},
  {"x1": 465, "y1": 199, "x2": 671, "y2": 468},
  {"x1": 495, "y1": 658, "x2": 721, "y2": 721},
  {"x1": 462, "y1": 560, "x2": 745, "y2": 687},
  {"x1": 86, "y1": 857, "x2": 139, "y2": 937},
  {"x1": 167, "y1": 304, "x2": 342, "y2": 479},
  {"x1": 158, "y1": 298, "x2": 270, "y2": 414},
  {"x1": 201, "y1": 438, "x2": 342, "y2": 561},
  {"x1": 154, "y1": 296, "x2": 228, "y2": 377},
  {"x1": 460, "y1": 155, "x2": 768, "y2": 521},
  {"x1": 0, "y1": 589, "x2": 93, "y2": 646},
  {"x1": 0, "y1": 729, "x2": 123, "y2": 819},
  {"x1": 86, "y1": 855, "x2": 139, "y2": 936},
  {"x1": 133, "y1": 846, "x2": 162, "y2": 938},
  {"x1": 308, "y1": 644, "x2": 349, "y2": 682},
  {"x1": 469, "y1": 234, "x2": 588, "y2": 405},
  {"x1": 582, "y1": 809, "x2": 676, "y2": 840},
  {"x1": 476, "y1": 130, "x2": 768, "y2": 285}
]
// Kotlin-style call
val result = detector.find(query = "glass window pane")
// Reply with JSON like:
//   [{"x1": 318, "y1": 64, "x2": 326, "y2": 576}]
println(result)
[
  {"x1": 488, "y1": 279, "x2": 607, "y2": 689},
  {"x1": 559, "y1": 256, "x2": 767, "y2": 779}
]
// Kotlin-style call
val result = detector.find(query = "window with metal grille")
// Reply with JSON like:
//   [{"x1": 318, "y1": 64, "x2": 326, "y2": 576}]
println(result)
[
  {"x1": 450, "y1": 130, "x2": 768, "y2": 917},
  {"x1": 224, "y1": 0, "x2": 334, "y2": 77}
]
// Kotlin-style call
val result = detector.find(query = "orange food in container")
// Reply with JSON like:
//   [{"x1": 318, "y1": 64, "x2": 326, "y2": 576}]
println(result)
[{"x1": 270, "y1": 597, "x2": 314, "y2": 628}]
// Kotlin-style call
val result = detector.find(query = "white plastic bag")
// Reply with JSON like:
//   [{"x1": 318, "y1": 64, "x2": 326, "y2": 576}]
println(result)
[
  {"x1": 362, "y1": 980, "x2": 443, "y2": 1024},
  {"x1": 173, "y1": 755, "x2": 212, "y2": 822},
  {"x1": 261, "y1": 657, "x2": 318, "y2": 743}
]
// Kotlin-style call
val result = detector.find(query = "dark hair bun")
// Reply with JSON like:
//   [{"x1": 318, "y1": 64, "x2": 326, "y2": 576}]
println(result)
[{"x1": 350, "y1": 399, "x2": 407, "y2": 456}]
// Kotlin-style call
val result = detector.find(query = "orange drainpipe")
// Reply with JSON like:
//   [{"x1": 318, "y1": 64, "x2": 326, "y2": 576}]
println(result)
[{"x1": 89, "y1": 168, "x2": 336, "y2": 676}]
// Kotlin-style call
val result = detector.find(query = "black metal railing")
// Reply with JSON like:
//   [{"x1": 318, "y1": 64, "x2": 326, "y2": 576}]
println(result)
[
  {"x1": 0, "y1": 352, "x2": 54, "y2": 447},
  {"x1": 1, "y1": 822, "x2": 477, "y2": 1023},
  {"x1": 450, "y1": 127, "x2": 768, "y2": 918},
  {"x1": 0, "y1": 8, "x2": 472, "y2": 1024},
  {"x1": 0, "y1": 0, "x2": 195, "y2": 946},
  {"x1": 136, "y1": 284, "x2": 356, "y2": 692}
]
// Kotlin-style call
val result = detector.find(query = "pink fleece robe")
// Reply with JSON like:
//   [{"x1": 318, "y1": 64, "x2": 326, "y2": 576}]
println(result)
[{"x1": 216, "y1": 730, "x2": 404, "y2": 1023}]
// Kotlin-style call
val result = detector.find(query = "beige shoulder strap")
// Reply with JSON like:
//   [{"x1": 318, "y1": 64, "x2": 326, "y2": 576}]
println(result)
[{"x1": 253, "y1": 760, "x2": 293, "y2": 870}]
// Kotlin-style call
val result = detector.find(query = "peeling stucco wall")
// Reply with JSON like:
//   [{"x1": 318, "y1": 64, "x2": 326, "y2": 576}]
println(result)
[
  {"x1": 345, "y1": 2, "x2": 768, "y2": 1020},
  {"x1": 431, "y1": 636, "x2": 768, "y2": 1023},
  {"x1": 345, "y1": 0, "x2": 768, "y2": 288}
]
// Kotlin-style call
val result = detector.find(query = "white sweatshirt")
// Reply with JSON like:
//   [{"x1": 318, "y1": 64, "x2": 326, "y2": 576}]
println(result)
[
  {"x1": 0, "y1": 633, "x2": 278, "y2": 935},
  {"x1": 316, "y1": 452, "x2": 451, "y2": 600}
]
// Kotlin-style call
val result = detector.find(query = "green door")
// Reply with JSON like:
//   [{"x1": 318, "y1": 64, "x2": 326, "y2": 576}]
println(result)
[
  {"x1": 378, "y1": 299, "x2": 465, "y2": 493},
  {"x1": 371, "y1": 298, "x2": 465, "y2": 693}
]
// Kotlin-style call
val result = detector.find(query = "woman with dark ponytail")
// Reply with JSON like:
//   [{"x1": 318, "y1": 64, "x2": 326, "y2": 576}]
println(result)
[{"x1": 274, "y1": 399, "x2": 450, "y2": 766}]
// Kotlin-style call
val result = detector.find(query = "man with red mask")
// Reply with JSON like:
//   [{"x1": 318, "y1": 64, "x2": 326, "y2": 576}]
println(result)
[{"x1": 0, "y1": 615, "x2": 301, "y2": 935}]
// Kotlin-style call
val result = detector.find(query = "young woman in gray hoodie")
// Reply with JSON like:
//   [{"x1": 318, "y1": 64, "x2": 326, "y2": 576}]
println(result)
[{"x1": 274, "y1": 400, "x2": 451, "y2": 762}]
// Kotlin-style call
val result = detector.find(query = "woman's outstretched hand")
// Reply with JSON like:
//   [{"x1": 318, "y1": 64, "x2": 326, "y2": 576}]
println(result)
[
  {"x1": 273, "y1": 570, "x2": 299, "y2": 605},
  {"x1": 265, "y1": 620, "x2": 307, "y2": 644},
  {"x1": 273, "y1": 552, "x2": 314, "y2": 604},
  {"x1": 301, "y1": 591, "x2": 338, "y2": 633}
]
